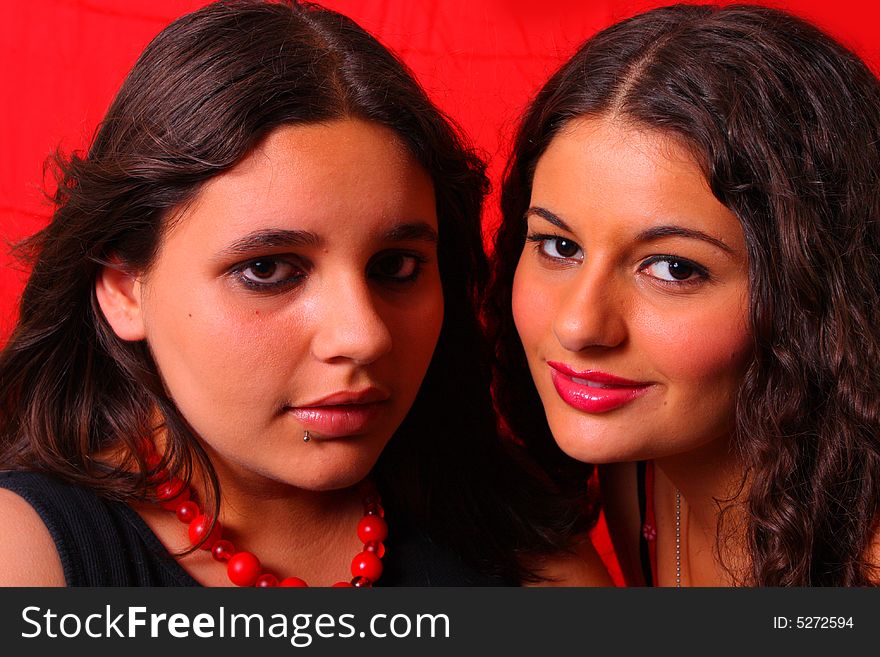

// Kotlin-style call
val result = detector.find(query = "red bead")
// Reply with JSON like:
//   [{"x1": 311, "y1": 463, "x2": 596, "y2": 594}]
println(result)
[
  {"x1": 211, "y1": 539, "x2": 235, "y2": 562},
  {"x1": 175, "y1": 501, "x2": 199, "y2": 524},
  {"x1": 156, "y1": 479, "x2": 190, "y2": 511},
  {"x1": 364, "y1": 540, "x2": 386, "y2": 558},
  {"x1": 188, "y1": 514, "x2": 222, "y2": 550},
  {"x1": 255, "y1": 573, "x2": 278, "y2": 588},
  {"x1": 279, "y1": 577, "x2": 309, "y2": 587},
  {"x1": 351, "y1": 551, "x2": 383, "y2": 582},
  {"x1": 357, "y1": 516, "x2": 388, "y2": 543},
  {"x1": 161, "y1": 484, "x2": 385, "y2": 589},
  {"x1": 227, "y1": 551, "x2": 261, "y2": 587}
]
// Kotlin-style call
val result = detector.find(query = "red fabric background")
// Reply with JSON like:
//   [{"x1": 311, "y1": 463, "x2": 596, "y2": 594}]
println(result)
[{"x1": 2, "y1": 0, "x2": 879, "y2": 585}]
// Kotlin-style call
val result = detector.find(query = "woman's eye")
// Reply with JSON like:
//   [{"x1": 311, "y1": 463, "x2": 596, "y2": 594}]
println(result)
[
  {"x1": 641, "y1": 257, "x2": 707, "y2": 284},
  {"x1": 527, "y1": 234, "x2": 583, "y2": 261},
  {"x1": 370, "y1": 252, "x2": 424, "y2": 283},
  {"x1": 235, "y1": 258, "x2": 305, "y2": 289},
  {"x1": 542, "y1": 237, "x2": 582, "y2": 260}
]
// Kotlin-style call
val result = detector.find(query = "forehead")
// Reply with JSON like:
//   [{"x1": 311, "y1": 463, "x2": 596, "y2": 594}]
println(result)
[
  {"x1": 164, "y1": 119, "x2": 437, "y2": 247},
  {"x1": 531, "y1": 116, "x2": 742, "y2": 246},
  {"x1": 535, "y1": 116, "x2": 707, "y2": 202}
]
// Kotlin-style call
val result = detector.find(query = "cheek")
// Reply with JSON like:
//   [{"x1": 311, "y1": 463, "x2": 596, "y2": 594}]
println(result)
[
  {"x1": 512, "y1": 259, "x2": 552, "y2": 356},
  {"x1": 635, "y1": 297, "x2": 752, "y2": 389},
  {"x1": 143, "y1": 279, "x2": 310, "y2": 415},
  {"x1": 155, "y1": 298, "x2": 268, "y2": 365}
]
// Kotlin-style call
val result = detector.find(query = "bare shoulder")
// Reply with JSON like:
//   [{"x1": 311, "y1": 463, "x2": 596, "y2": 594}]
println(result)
[
  {"x1": 526, "y1": 536, "x2": 615, "y2": 587},
  {"x1": 0, "y1": 487, "x2": 65, "y2": 586}
]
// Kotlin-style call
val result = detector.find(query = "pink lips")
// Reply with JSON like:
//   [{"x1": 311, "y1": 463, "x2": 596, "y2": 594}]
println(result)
[
  {"x1": 288, "y1": 388, "x2": 390, "y2": 438},
  {"x1": 547, "y1": 361, "x2": 652, "y2": 413}
]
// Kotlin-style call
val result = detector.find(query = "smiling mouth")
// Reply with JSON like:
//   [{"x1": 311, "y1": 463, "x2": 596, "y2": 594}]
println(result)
[
  {"x1": 547, "y1": 362, "x2": 652, "y2": 413},
  {"x1": 569, "y1": 376, "x2": 630, "y2": 389}
]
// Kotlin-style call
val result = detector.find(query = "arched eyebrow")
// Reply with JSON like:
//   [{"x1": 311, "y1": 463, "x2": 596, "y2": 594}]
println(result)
[
  {"x1": 635, "y1": 225, "x2": 734, "y2": 254},
  {"x1": 525, "y1": 206, "x2": 571, "y2": 231},
  {"x1": 526, "y1": 206, "x2": 734, "y2": 254}
]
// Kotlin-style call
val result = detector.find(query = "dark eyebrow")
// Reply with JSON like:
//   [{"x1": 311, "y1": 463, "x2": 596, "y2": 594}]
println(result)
[
  {"x1": 526, "y1": 207, "x2": 734, "y2": 254},
  {"x1": 219, "y1": 229, "x2": 323, "y2": 258},
  {"x1": 382, "y1": 221, "x2": 438, "y2": 244},
  {"x1": 218, "y1": 222, "x2": 437, "y2": 260},
  {"x1": 635, "y1": 225, "x2": 735, "y2": 254},
  {"x1": 524, "y1": 207, "x2": 572, "y2": 232}
]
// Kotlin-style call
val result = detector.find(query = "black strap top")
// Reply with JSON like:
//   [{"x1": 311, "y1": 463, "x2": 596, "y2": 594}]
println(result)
[{"x1": 0, "y1": 470, "x2": 508, "y2": 586}]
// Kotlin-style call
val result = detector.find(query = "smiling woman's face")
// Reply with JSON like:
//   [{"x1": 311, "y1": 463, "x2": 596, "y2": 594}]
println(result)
[
  {"x1": 512, "y1": 116, "x2": 752, "y2": 464},
  {"x1": 99, "y1": 119, "x2": 442, "y2": 491}
]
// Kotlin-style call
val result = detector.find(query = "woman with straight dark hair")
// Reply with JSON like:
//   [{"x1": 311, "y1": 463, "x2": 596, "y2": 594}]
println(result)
[
  {"x1": 489, "y1": 3, "x2": 880, "y2": 586},
  {"x1": 0, "y1": 0, "x2": 607, "y2": 586}
]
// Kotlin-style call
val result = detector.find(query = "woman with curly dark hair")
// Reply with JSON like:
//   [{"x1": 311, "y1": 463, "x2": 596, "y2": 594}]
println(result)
[
  {"x1": 0, "y1": 0, "x2": 606, "y2": 587},
  {"x1": 488, "y1": 3, "x2": 880, "y2": 585}
]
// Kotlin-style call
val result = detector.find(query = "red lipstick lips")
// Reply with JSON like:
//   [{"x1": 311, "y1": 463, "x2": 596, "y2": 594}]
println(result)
[
  {"x1": 547, "y1": 361, "x2": 652, "y2": 413},
  {"x1": 288, "y1": 388, "x2": 390, "y2": 438}
]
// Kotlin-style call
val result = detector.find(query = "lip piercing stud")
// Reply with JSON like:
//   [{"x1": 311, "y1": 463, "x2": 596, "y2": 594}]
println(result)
[{"x1": 303, "y1": 431, "x2": 311, "y2": 443}]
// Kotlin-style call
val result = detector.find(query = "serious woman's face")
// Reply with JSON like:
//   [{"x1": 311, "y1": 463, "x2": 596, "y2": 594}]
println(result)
[
  {"x1": 512, "y1": 116, "x2": 751, "y2": 463},
  {"x1": 115, "y1": 119, "x2": 442, "y2": 490}
]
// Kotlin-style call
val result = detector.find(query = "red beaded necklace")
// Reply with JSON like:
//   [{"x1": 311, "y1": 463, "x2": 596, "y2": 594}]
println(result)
[{"x1": 153, "y1": 474, "x2": 387, "y2": 588}]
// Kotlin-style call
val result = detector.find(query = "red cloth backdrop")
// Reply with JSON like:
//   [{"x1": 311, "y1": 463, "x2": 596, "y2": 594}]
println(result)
[{"x1": 2, "y1": 0, "x2": 879, "y2": 585}]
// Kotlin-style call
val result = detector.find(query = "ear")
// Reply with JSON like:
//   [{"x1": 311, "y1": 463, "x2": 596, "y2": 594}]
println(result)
[{"x1": 95, "y1": 263, "x2": 147, "y2": 341}]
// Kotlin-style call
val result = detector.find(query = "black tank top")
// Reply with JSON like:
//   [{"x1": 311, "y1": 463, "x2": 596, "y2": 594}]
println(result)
[{"x1": 0, "y1": 470, "x2": 508, "y2": 586}]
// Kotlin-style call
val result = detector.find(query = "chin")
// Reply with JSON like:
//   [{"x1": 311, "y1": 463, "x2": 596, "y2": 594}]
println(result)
[
  {"x1": 548, "y1": 419, "x2": 648, "y2": 465},
  {"x1": 289, "y1": 451, "x2": 383, "y2": 492},
  {"x1": 302, "y1": 471, "x2": 371, "y2": 492},
  {"x1": 555, "y1": 440, "x2": 620, "y2": 465}
]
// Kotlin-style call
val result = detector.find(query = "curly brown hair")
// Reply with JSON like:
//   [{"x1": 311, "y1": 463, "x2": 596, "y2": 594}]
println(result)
[{"x1": 487, "y1": 3, "x2": 880, "y2": 585}]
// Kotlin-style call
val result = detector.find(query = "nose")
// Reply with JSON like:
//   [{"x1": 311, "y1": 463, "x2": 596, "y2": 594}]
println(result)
[
  {"x1": 310, "y1": 275, "x2": 393, "y2": 365},
  {"x1": 552, "y1": 263, "x2": 628, "y2": 353}
]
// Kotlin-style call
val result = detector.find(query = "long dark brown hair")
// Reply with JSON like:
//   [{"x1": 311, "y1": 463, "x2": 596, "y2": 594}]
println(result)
[
  {"x1": 487, "y1": 3, "x2": 880, "y2": 585},
  {"x1": 0, "y1": 0, "x2": 579, "y2": 583}
]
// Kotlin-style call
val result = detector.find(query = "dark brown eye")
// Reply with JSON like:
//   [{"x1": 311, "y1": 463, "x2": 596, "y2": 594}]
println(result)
[
  {"x1": 236, "y1": 258, "x2": 304, "y2": 289},
  {"x1": 643, "y1": 257, "x2": 706, "y2": 284},
  {"x1": 249, "y1": 260, "x2": 277, "y2": 279},
  {"x1": 556, "y1": 239, "x2": 579, "y2": 258},
  {"x1": 540, "y1": 237, "x2": 583, "y2": 260},
  {"x1": 370, "y1": 253, "x2": 421, "y2": 282},
  {"x1": 374, "y1": 254, "x2": 404, "y2": 276},
  {"x1": 666, "y1": 260, "x2": 695, "y2": 280}
]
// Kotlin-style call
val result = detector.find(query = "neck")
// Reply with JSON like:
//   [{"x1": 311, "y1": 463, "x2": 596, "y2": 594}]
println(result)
[
  {"x1": 653, "y1": 435, "x2": 749, "y2": 586},
  {"x1": 655, "y1": 436, "x2": 743, "y2": 530},
  {"x1": 136, "y1": 441, "x2": 373, "y2": 587},
  {"x1": 195, "y1": 458, "x2": 368, "y2": 583},
  {"x1": 202, "y1": 459, "x2": 365, "y2": 542}
]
